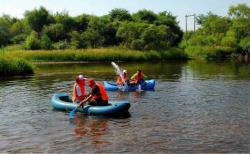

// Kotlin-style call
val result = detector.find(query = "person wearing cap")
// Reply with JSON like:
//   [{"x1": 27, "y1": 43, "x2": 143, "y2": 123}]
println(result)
[
  {"x1": 116, "y1": 70, "x2": 130, "y2": 86},
  {"x1": 79, "y1": 79, "x2": 109, "y2": 107},
  {"x1": 72, "y1": 74, "x2": 86, "y2": 103},
  {"x1": 130, "y1": 69, "x2": 147, "y2": 85}
]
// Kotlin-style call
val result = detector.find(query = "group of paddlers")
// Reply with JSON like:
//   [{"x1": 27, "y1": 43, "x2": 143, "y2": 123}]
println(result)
[{"x1": 72, "y1": 69, "x2": 146, "y2": 107}]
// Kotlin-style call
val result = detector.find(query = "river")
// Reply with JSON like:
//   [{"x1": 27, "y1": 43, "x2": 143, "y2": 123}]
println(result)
[{"x1": 0, "y1": 61, "x2": 249, "y2": 153}]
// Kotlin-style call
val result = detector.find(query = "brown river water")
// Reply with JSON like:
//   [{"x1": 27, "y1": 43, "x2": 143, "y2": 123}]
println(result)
[{"x1": 0, "y1": 61, "x2": 249, "y2": 153}]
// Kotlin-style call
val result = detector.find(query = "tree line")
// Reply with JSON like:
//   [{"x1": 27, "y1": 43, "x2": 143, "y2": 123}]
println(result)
[
  {"x1": 181, "y1": 3, "x2": 250, "y2": 58},
  {"x1": 0, "y1": 3, "x2": 249, "y2": 59},
  {"x1": 0, "y1": 7, "x2": 182, "y2": 50}
]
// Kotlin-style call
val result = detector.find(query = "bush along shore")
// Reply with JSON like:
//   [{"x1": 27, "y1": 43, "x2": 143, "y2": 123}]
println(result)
[{"x1": 0, "y1": 57, "x2": 34, "y2": 76}]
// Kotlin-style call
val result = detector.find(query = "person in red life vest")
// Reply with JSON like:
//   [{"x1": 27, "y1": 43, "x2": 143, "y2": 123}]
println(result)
[
  {"x1": 79, "y1": 79, "x2": 109, "y2": 107},
  {"x1": 130, "y1": 69, "x2": 147, "y2": 85},
  {"x1": 116, "y1": 70, "x2": 130, "y2": 86},
  {"x1": 72, "y1": 74, "x2": 86, "y2": 103}
]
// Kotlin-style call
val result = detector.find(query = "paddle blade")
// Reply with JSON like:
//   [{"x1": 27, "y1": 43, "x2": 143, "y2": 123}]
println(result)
[
  {"x1": 69, "y1": 107, "x2": 77, "y2": 119},
  {"x1": 111, "y1": 61, "x2": 128, "y2": 88},
  {"x1": 111, "y1": 62, "x2": 122, "y2": 75}
]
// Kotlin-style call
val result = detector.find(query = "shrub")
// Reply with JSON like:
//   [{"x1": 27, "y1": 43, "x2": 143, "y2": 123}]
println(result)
[
  {"x1": 239, "y1": 37, "x2": 250, "y2": 52},
  {"x1": 52, "y1": 40, "x2": 69, "y2": 49},
  {"x1": 130, "y1": 39, "x2": 144, "y2": 50},
  {"x1": 40, "y1": 34, "x2": 52, "y2": 49},
  {"x1": 0, "y1": 58, "x2": 33, "y2": 76},
  {"x1": 70, "y1": 31, "x2": 88, "y2": 49},
  {"x1": 24, "y1": 31, "x2": 41, "y2": 50}
]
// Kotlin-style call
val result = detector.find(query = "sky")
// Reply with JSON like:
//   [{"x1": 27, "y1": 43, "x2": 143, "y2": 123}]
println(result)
[{"x1": 0, "y1": 0, "x2": 249, "y2": 30}]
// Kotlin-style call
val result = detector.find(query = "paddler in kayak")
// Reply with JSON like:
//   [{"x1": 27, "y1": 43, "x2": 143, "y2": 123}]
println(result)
[
  {"x1": 116, "y1": 70, "x2": 130, "y2": 86},
  {"x1": 72, "y1": 74, "x2": 87, "y2": 104},
  {"x1": 130, "y1": 69, "x2": 147, "y2": 85},
  {"x1": 79, "y1": 79, "x2": 109, "y2": 107}
]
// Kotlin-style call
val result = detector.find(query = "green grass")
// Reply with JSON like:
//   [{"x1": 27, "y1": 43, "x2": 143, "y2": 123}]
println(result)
[
  {"x1": 0, "y1": 46, "x2": 187, "y2": 76},
  {"x1": 2, "y1": 47, "x2": 188, "y2": 62},
  {"x1": 0, "y1": 57, "x2": 34, "y2": 76}
]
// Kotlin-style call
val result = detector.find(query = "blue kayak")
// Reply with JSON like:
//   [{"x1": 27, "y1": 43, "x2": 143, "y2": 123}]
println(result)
[
  {"x1": 103, "y1": 79, "x2": 156, "y2": 91},
  {"x1": 50, "y1": 93, "x2": 130, "y2": 116}
]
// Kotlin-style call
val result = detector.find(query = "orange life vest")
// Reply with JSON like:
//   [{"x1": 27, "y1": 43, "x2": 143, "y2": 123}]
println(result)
[
  {"x1": 95, "y1": 82, "x2": 109, "y2": 101},
  {"x1": 72, "y1": 81, "x2": 85, "y2": 102},
  {"x1": 116, "y1": 75, "x2": 129, "y2": 85}
]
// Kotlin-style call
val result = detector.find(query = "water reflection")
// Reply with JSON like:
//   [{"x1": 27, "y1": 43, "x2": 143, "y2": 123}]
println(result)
[
  {"x1": 116, "y1": 90, "x2": 147, "y2": 98},
  {"x1": 72, "y1": 116, "x2": 110, "y2": 147}
]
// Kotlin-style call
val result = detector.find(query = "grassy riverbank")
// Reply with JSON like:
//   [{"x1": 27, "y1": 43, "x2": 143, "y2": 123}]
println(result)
[
  {"x1": 0, "y1": 46, "x2": 187, "y2": 76},
  {"x1": 0, "y1": 57, "x2": 34, "y2": 76},
  {"x1": 2, "y1": 47, "x2": 188, "y2": 62}
]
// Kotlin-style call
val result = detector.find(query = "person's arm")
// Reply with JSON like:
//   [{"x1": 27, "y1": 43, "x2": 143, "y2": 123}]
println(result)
[
  {"x1": 79, "y1": 95, "x2": 92, "y2": 107},
  {"x1": 72, "y1": 84, "x2": 77, "y2": 103},
  {"x1": 143, "y1": 73, "x2": 148, "y2": 79},
  {"x1": 131, "y1": 73, "x2": 137, "y2": 80}
]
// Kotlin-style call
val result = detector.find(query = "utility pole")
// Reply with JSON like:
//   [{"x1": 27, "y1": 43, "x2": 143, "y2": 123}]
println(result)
[
  {"x1": 185, "y1": 15, "x2": 188, "y2": 33},
  {"x1": 185, "y1": 14, "x2": 196, "y2": 32},
  {"x1": 194, "y1": 14, "x2": 196, "y2": 32}
]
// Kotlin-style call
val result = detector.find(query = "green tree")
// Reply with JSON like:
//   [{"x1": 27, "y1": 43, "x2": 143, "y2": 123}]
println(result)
[
  {"x1": 83, "y1": 29, "x2": 104, "y2": 48},
  {"x1": 201, "y1": 15, "x2": 230, "y2": 35},
  {"x1": 116, "y1": 22, "x2": 148, "y2": 47},
  {"x1": 42, "y1": 23, "x2": 67, "y2": 42},
  {"x1": 83, "y1": 16, "x2": 109, "y2": 47},
  {"x1": 133, "y1": 9, "x2": 157, "y2": 23},
  {"x1": 0, "y1": 15, "x2": 18, "y2": 46},
  {"x1": 54, "y1": 12, "x2": 76, "y2": 32},
  {"x1": 228, "y1": 3, "x2": 250, "y2": 19},
  {"x1": 141, "y1": 25, "x2": 175, "y2": 50},
  {"x1": 109, "y1": 8, "x2": 132, "y2": 21},
  {"x1": 239, "y1": 37, "x2": 250, "y2": 52},
  {"x1": 70, "y1": 31, "x2": 88, "y2": 49},
  {"x1": 221, "y1": 30, "x2": 237, "y2": 47},
  {"x1": 74, "y1": 14, "x2": 90, "y2": 32},
  {"x1": 155, "y1": 11, "x2": 183, "y2": 45},
  {"x1": 24, "y1": 6, "x2": 53, "y2": 32},
  {"x1": 10, "y1": 20, "x2": 31, "y2": 43}
]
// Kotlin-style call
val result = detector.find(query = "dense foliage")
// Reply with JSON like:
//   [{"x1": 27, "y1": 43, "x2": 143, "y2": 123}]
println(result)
[
  {"x1": 181, "y1": 4, "x2": 250, "y2": 59},
  {"x1": 0, "y1": 7, "x2": 182, "y2": 50}
]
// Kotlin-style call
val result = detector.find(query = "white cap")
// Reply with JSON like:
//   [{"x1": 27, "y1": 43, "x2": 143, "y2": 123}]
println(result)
[
  {"x1": 78, "y1": 74, "x2": 86, "y2": 79},
  {"x1": 123, "y1": 70, "x2": 127, "y2": 73}
]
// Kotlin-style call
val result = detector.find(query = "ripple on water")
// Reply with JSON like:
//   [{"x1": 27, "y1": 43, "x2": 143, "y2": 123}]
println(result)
[{"x1": 0, "y1": 62, "x2": 249, "y2": 153}]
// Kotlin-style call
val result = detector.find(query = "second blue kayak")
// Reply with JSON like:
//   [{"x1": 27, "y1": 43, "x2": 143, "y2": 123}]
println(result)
[{"x1": 103, "y1": 79, "x2": 155, "y2": 91}]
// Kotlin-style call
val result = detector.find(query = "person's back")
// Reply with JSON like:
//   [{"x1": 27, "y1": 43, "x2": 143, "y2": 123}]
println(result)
[{"x1": 89, "y1": 80, "x2": 109, "y2": 106}]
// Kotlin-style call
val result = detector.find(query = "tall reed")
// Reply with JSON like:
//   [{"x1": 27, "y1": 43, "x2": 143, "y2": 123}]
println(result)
[
  {"x1": 4, "y1": 47, "x2": 187, "y2": 62},
  {"x1": 0, "y1": 57, "x2": 34, "y2": 76}
]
